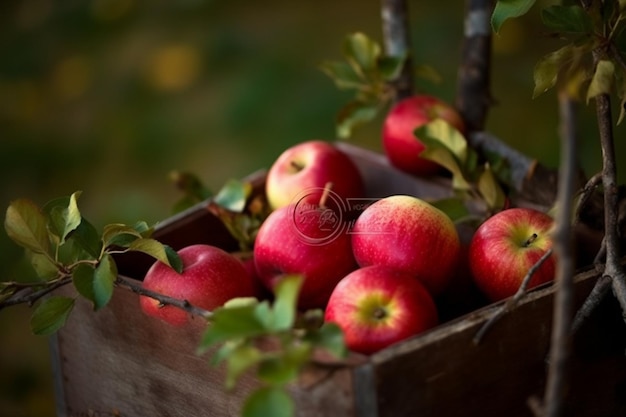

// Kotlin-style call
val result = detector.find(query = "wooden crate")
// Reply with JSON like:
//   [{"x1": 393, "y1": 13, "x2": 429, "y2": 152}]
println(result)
[{"x1": 50, "y1": 143, "x2": 626, "y2": 417}]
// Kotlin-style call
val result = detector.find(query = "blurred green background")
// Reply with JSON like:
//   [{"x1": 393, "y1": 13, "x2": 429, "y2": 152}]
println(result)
[{"x1": 1, "y1": 1, "x2": 624, "y2": 415}]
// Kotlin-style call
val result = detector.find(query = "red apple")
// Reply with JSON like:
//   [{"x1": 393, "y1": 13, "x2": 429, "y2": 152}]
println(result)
[
  {"x1": 140, "y1": 244, "x2": 256, "y2": 326},
  {"x1": 382, "y1": 95, "x2": 465, "y2": 176},
  {"x1": 351, "y1": 195, "x2": 460, "y2": 295},
  {"x1": 324, "y1": 265, "x2": 438, "y2": 355},
  {"x1": 469, "y1": 207, "x2": 555, "y2": 302},
  {"x1": 253, "y1": 203, "x2": 357, "y2": 309},
  {"x1": 265, "y1": 140, "x2": 365, "y2": 210}
]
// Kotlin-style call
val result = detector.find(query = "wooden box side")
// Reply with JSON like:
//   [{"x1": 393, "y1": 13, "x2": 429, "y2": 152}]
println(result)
[{"x1": 357, "y1": 268, "x2": 626, "y2": 417}]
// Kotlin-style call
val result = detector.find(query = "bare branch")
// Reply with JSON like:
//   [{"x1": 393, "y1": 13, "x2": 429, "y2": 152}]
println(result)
[
  {"x1": 542, "y1": 90, "x2": 579, "y2": 417},
  {"x1": 455, "y1": 0, "x2": 494, "y2": 134},
  {"x1": 0, "y1": 276, "x2": 73, "y2": 311},
  {"x1": 381, "y1": 0, "x2": 414, "y2": 100},
  {"x1": 473, "y1": 247, "x2": 554, "y2": 345}
]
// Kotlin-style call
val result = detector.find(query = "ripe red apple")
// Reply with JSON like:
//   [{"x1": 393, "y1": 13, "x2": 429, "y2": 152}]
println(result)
[
  {"x1": 265, "y1": 140, "x2": 365, "y2": 210},
  {"x1": 324, "y1": 265, "x2": 438, "y2": 355},
  {"x1": 382, "y1": 95, "x2": 465, "y2": 176},
  {"x1": 140, "y1": 244, "x2": 256, "y2": 326},
  {"x1": 253, "y1": 203, "x2": 357, "y2": 309},
  {"x1": 469, "y1": 207, "x2": 555, "y2": 302},
  {"x1": 351, "y1": 195, "x2": 460, "y2": 295}
]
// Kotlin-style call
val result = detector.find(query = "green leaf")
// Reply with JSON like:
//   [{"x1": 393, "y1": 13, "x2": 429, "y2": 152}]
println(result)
[
  {"x1": 336, "y1": 100, "x2": 380, "y2": 139},
  {"x1": 102, "y1": 223, "x2": 143, "y2": 248},
  {"x1": 477, "y1": 164, "x2": 507, "y2": 211},
  {"x1": 27, "y1": 251, "x2": 59, "y2": 280},
  {"x1": 420, "y1": 145, "x2": 471, "y2": 190},
  {"x1": 69, "y1": 218, "x2": 103, "y2": 259},
  {"x1": 93, "y1": 254, "x2": 117, "y2": 310},
  {"x1": 428, "y1": 198, "x2": 472, "y2": 223},
  {"x1": 533, "y1": 45, "x2": 576, "y2": 98},
  {"x1": 378, "y1": 54, "x2": 406, "y2": 81},
  {"x1": 48, "y1": 191, "x2": 82, "y2": 245},
  {"x1": 258, "y1": 343, "x2": 312, "y2": 386},
  {"x1": 214, "y1": 179, "x2": 252, "y2": 213},
  {"x1": 30, "y1": 296, "x2": 75, "y2": 335},
  {"x1": 127, "y1": 238, "x2": 180, "y2": 271},
  {"x1": 308, "y1": 323, "x2": 348, "y2": 359},
  {"x1": 72, "y1": 263, "x2": 96, "y2": 307},
  {"x1": 224, "y1": 344, "x2": 263, "y2": 390},
  {"x1": 199, "y1": 301, "x2": 272, "y2": 351},
  {"x1": 270, "y1": 275, "x2": 303, "y2": 331},
  {"x1": 242, "y1": 386, "x2": 295, "y2": 417},
  {"x1": 415, "y1": 119, "x2": 468, "y2": 164},
  {"x1": 343, "y1": 32, "x2": 381, "y2": 73},
  {"x1": 319, "y1": 61, "x2": 365, "y2": 90},
  {"x1": 587, "y1": 60, "x2": 615, "y2": 103},
  {"x1": 492, "y1": 0, "x2": 537, "y2": 33},
  {"x1": 5, "y1": 199, "x2": 50, "y2": 255},
  {"x1": 541, "y1": 5, "x2": 593, "y2": 34}
]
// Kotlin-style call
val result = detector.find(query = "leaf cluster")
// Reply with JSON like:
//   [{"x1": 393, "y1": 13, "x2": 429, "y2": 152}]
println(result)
[
  {"x1": 2, "y1": 192, "x2": 181, "y2": 335},
  {"x1": 320, "y1": 32, "x2": 439, "y2": 138},
  {"x1": 417, "y1": 120, "x2": 508, "y2": 222},
  {"x1": 197, "y1": 275, "x2": 346, "y2": 417},
  {"x1": 494, "y1": 0, "x2": 626, "y2": 122}
]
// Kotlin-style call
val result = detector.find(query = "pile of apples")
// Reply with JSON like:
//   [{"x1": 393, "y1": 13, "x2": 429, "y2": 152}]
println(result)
[{"x1": 140, "y1": 95, "x2": 556, "y2": 355}]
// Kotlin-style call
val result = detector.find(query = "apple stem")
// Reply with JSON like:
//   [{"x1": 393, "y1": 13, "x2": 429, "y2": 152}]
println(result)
[
  {"x1": 319, "y1": 182, "x2": 334, "y2": 209},
  {"x1": 524, "y1": 233, "x2": 538, "y2": 247},
  {"x1": 373, "y1": 306, "x2": 387, "y2": 321},
  {"x1": 290, "y1": 160, "x2": 305, "y2": 172}
]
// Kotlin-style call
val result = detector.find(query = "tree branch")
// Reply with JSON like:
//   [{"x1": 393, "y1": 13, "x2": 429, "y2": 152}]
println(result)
[
  {"x1": 541, "y1": 90, "x2": 579, "y2": 417},
  {"x1": 115, "y1": 276, "x2": 213, "y2": 320},
  {"x1": 455, "y1": 0, "x2": 494, "y2": 134},
  {"x1": 381, "y1": 0, "x2": 414, "y2": 100},
  {"x1": 0, "y1": 276, "x2": 73, "y2": 311}
]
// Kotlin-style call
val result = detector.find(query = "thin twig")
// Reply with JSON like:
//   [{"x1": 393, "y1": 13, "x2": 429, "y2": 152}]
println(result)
[
  {"x1": 473, "y1": 248, "x2": 554, "y2": 345},
  {"x1": 541, "y1": 90, "x2": 579, "y2": 417},
  {"x1": 0, "y1": 276, "x2": 73, "y2": 311},
  {"x1": 115, "y1": 276, "x2": 213, "y2": 320}
]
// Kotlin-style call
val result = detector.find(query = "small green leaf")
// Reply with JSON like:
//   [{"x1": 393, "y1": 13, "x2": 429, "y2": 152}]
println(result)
[
  {"x1": 309, "y1": 323, "x2": 348, "y2": 359},
  {"x1": 336, "y1": 100, "x2": 380, "y2": 139},
  {"x1": 44, "y1": 192, "x2": 83, "y2": 245},
  {"x1": 5, "y1": 199, "x2": 50, "y2": 255},
  {"x1": 541, "y1": 5, "x2": 592, "y2": 34},
  {"x1": 70, "y1": 218, "x2": 103, "y2": 259},
  {"x1": 533, "y1": 45, "x2": 576, "y2": 98},
  {"x1": 428, "y1": 198, "x2": 472, "y2": 223},
  {"x1": 164, "y1": 245, "x2": 183, "y2": 274},
  {"x1": 128, "y1": 238, "x2": 178, "y2": 270},
  {"x1": 93, "y1": 254, "x2": 117, "y2": 310},
  {"x1": 258, "y1": 343, "x2": 312, "y2": 386},
  {"x1": 420, "y1": 137, "x2": 471, "y2": 191},
  {"x1": 242, "y1": 386, "x2": 295, "y2": 417},
  {"x1": 415, "y1": 119, "x2": 468, "y2": 164},
  {"x1": 477, "y1": 164, "x2": 507, "y2": 211},
  {"x1": 72, "y1": 263, "x2": 96, "y2": 307},
  {"x1": 343, "y1": 32, "x2": 381, "y2": 73},
  {"x1": 102, "y1": 223, "x2": 143, "y2": 248},
  {"x1": 492, "y1": 0, "x2": 537, "y2": 33},
  {"x1": 224, "y1": 344, "x2": 263, "y2": 390},
  {"x1": 378, "y1": 54, "x2": 407, "y2": 81},
  {"x1": 199, "y1": 302, "x2": 272, "y2": 351},
  {"x1": 587, "y1": 60, "x2": 615, "y2": 103},
  {"x1": 214, "y1": 179, "x2": 252, "y2": 213},
  {"x1": 319, "y1": 61, "x2": 365, "y2": 90},
  {"x1": 27, "y1": 251, "x2": 59, "y2": 280},
  {"x1": 30, "y1": 296, "x2": 75, "y2": 335},
  {"x1": 271, "y1": 275, "x2": 303, "y2": 331}
]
